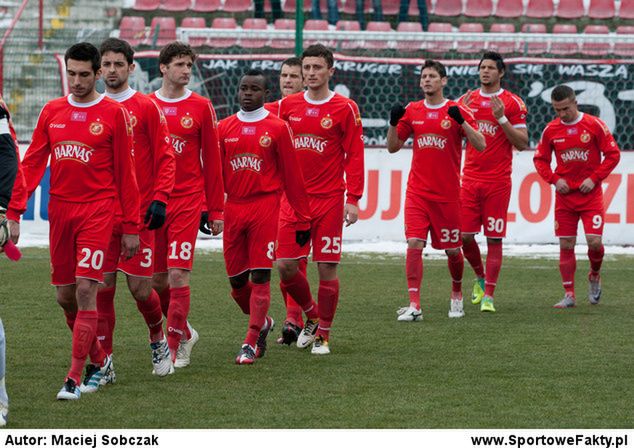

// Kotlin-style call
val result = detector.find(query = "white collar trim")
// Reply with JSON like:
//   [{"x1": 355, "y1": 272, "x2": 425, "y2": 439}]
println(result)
[
  {"x1": 424, "y1": 99, "x2": 449, "y2": 109},
  {"x1": 304, "y1": 90, "x2": 335, "y2": 105},
  {"x1": 67, "y1": 94, "x2": 104, "y2": 108},
  {"x1": 561, "y1": 112, "x2": 584, "y2": 126},
  {"x1": 154, "y1": 88, "x2": 192, "y2": 103},
  {"x1": 479, "y1": 88, "x2": 504, "y2": 98},
  {"x1": 237, "y1": 107, "x2": 269, "y2": 122},
  {"x1": 105, "y1": 87, "x2": 136, "y2": 102}
]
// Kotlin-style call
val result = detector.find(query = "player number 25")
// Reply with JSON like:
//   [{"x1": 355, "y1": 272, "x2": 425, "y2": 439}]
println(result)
[
  {"x1": 78, "y1": 248, "x2": 104, "y2": 270},
  {"x1": 321, "y1": 236, "x2": 341, "y2": 254},
  {"x1": 168, "y1": 241, "x2": 192, "y2": 260},
  {"x1": 440, "y1": 229, "x2": 460, "y2": 243}
]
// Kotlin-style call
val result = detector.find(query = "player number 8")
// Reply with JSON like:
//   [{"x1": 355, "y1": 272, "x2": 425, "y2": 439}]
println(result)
[{"x1": 78, "y1": 248, "x2": 104, "y2": 270}]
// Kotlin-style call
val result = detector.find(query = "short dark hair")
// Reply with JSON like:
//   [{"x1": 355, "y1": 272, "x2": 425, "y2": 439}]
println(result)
[
  {"x1": 478, "y1": 51, "x2": 506, "y2": 73},
  {"x1": 100, "y1": 38, "x2": 135, "y2": 65},
  {"x1": 302, "y1": 44, "x2": 334, "y2": 68},
  {"x1": 241, "y1": 68, "x2": 269, "y2": 90},
  {"x1": 65, "y1": 42, "x2": 101, "y2": 73},
  {"x1": 551, "y1": 85, "x2": 575, "y2": 102},
  {"x1": 421, "y1": 59, "x2": 447, "y2": 78},
  {"x1": 281, "y1": 57, "x2": 302, "y2": 69},
  {"x1": 159, "y1": 41, "x2": 197, "y2": 68}
]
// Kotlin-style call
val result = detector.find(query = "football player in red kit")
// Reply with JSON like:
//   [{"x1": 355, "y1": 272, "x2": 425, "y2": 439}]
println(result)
[
  {"x1": 219, "y1": 70, "x2": 312, "y2": 364},
  {"x1": 534, "y1": 85, "x2": 620, "y2": 308},
  {"x1": 387, "y1": 59, "x2": 485, "y2": 322}
]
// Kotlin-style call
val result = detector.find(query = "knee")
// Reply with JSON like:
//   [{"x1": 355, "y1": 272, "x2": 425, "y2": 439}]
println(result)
[
  {"x1": 277, "y1": 260, "x2": 299, "y2": 280},
  {"x1": 445, "y1": 248, "x2": 461, "y2": 257},
  {"x1": 130, "y1": 283, "x2": 152, "y2": 302},
  {"x1": 559, "y1": 238, "x2": 576, "y2": 250},
  {"x1": 462, "y1": 234, "x2": 475, "y2": 244},
  {"x1": 229, "y1": 271, "x2": 250, "y2": 290},
  {"x1": 317, "y1": 262, "x2": 338, "y2": 280},
  {"x1": 56, "y1": 291, "x2": 76, "y2": 311},
  {"x1": 75, "y1": 283, "x2": 96, "y2": 304},
  {"x1": 168, "y1": 270, "x2": 189, "y2": 288},
  {"x1": 101, "y1": 274, "x2": 116, "y2": 290},
  {"x1": 251, "y1": 269, "x2": 271, "y2": 285},
  {"x1": 152, "y1": 274, "x2": 168, "y2": 293},
  {"x1": 406, "y1": 239, "x2": 425, "y2": 250},
  {"x1": 587, "y1": 237, "x2": 603, "y2": 251}
]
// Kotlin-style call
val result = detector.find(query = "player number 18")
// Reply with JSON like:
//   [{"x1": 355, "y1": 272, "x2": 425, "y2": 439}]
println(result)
[{"x1": 169, "y1": 241, "x2": 192, "y2": 260}]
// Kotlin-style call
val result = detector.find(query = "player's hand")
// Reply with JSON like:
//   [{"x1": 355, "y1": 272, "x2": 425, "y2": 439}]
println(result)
[
  {"x1": 491, "y1": 95, "x2": 506, "y2": 120},
  {"x1": 447, "y1": 106, "x2": 465, "y2": 125},
  {"x1": 121, "y1": 233, "x2": 140, "y2": 260},
  {"x1": 210, "y1": 219, "x2": 223, "y2": 236},
  {"x1": 0, "y1": 212, "x2": 8, "y2": 248},
  {"x1": 199, "y1": 211, "x2": 212, "y2": 235},
  {"x1": 461, "y1": 89, "x2": 474, "y2": 109},
  {"x1": 0, "y1": 103, "x2": 10, "y2": 121},
  {"x1": 8, "y1": 219, "x2": 19, "y2": 244},
  {"x1": 144, "y1": 200, "x2": 166, "y2": 230},
  {"x1": 389, "y1": 104, "x2": 406, "y2": 126},
  {"x1": 579, "y1": 178, "x2": 596, "y2": 194},
  {"x1": 344, "y1": 203, "x2": 359, "y2": 227},
  {"x1": 555, "y1": 178, "x2": 570, "y2": 194},
  {"x1": 295, "y1": 226, "x2": 311, "y2": 247}
]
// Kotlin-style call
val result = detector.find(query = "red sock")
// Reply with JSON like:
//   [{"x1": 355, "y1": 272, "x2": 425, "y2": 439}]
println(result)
[
  {"x1": 484, "y1": 242, "x2": 503, "y2": 297},
  {"x1": 231, "y1": 282, "x2": 252, "y2": 315},
  {"x1": 136, "y1": 290, "x2": 164, "y2": 343},
  {"x1": 158, "y1": 287, "x2": 170, "y2": 317},
  {"x1": 316, "y1": 279, "x2": 339, "y2": 340},
  {"x1": 406, "y1": 248, "x2": 423, "y2": 309},
  {"x1": 560, "y1": 248, "x2": 576, "y2": 296},
  {"x1": 244, "y1": 282, "x2": 271, "y2": 347},
  {"x1": 284, "y1": 259, "x2": 307, "y2": 327},
  {"x1": 64, "y1": 310, "x2": 77, "y2": 331},
  {"x1": 63, "y1": 309, "x2": 104, "y2": 365},
  {"x1": 96, "y1": 286, "x2": 116, "y2": 355},
  {"x1": 281, "y1": 270, "x2": 319, "y2": 320},
  {"x1": 167, "y1": 286, "x2": 190, "y2": 361},
  {"x1": 588, "y1": 245, "x2": 604, "y2": 275},
  {"x1": 67, "y1": 310, "x2": 98, "y2": 384},
  {"x1": 447, "y1": 251, "x2": 464, "y2": 294},
  {"x1": 462, "y1": 238, "x2": 485, "y2": 279}
]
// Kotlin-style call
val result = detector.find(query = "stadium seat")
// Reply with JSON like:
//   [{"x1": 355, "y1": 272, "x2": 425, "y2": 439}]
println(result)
[
  {"x1": 488, "y1": 23, "x2": 517, "y2": 54},
  {"x1": 408, "y1": 0, "x2": 432, "y2": 17},
  {"x1": 464, "y1": 0, "x2": 493, "y2": 17},
  {"x1": 270, "y1": 18, "x2": 296, "y2": 49},
  {"x1": 191, "y1": 0, "x2": 221, "y2": 12},
  {"x1": 614, "y1": 26, "x2": 634, "y2": 56},
  {"x1": 159, "y1": 0, "x2": 191, "y2": 11},
  {"x1": 582, "y1": 25, "x2": 610, "y2": 56},
  {"x1": 181, "y1": 17, "x2": 207, "y2": 48},
  {"x1": 148, "y1": 17, "x2": 177, "y2": 46},
  {"x1": 434, "y1": 0, "x2": 462, "y2": 16},
  {"x1": 495, "y1": 0, "x2": 523, "y2": 18},
  {"x1": 618, "y1": 0, "x2": 634, "y2": 19},
  {"x1": 550, "y1": 24, "x2": 579, "y2": 55},
  {"x1": 587, "y1": 0, "x2": 615, "y2": 19},
  {"x1": 209, "y1": 17, "x2": 238, "y2": 48},
  {"x1": 223, "y1": 0, "x2": 251, "y2": 12},
  {"x1": 395, "y1": 22, "x2": 423, "y2": 51},
  {"x1": 336, "y1": 20, "x2": 361, "y2": 49},
  {"x1": 304, "y1": 19, "x2": 329, "y2": 46},
  {"x1": 341, "y1": 0, "x2": 369, "y2": 14},
  {"x1": 457, "y1": 23, "x2": 484, "y2": 54},
  {"x1": 318, "y1": 0, "x2": 344, "y2": 14},
  {"x1": 525, "y1": 0, "x2": 554, "y2": 18},
  {"x1": 241, "y1": 18, "x2": 269, "y2": 48},
  {"x1": 365, "y1": 21, "x2": 393, "y2": 50},
  {"x1": 423, "y1": 22, "x2": 453, "y2": 53},
  {"x1": 556, "y1": 0, "x2": 584, "y2": 19},
  {"x1": 520, "y1": 23, "x2": 548, "y2": 54},
  {"x1": 132, "y1": 0, "x2": 160, "y2": 11},
  {"x1": 381, "y1": 0, "x2": 401, "y2": 15},
  {"x1": 282, "y1": 0, "x2": 311, "y2": 13},
  {"x1": 119, "y1": 16, "x2": 147, "y2": 47}
]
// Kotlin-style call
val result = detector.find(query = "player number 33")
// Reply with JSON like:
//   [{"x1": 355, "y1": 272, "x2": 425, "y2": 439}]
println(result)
[{"x1": 440, "y1": 229, "x2": 460, "y2": 243}]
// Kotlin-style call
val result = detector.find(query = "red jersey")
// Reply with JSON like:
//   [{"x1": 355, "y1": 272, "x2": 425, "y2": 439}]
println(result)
[
  {"x1": 534, "y1": 112, "x2": 620, "y2": 195},
  {"x1": 276, "y1": 91, "x2": 364, "y2": 206},
  {"x1": 459, "y1": 88, "x2": 527, "y2": 182},
  {"x1": 264, "y1": 100, "x2": 280, "y2": 116},
  {"x1": 1, "y1": 97, "x2": 27, "y2": 222},
  {"x1": 218, "y1": 108, "x2": 311, "y2": 222},
  {"x1": 22, "y1": 94, "x2": 140, "y2": 233},
  {"x1": 149, "y1": 89, "x2": 224, "y2": 221},
  {"x1": 396, "y1": 99, "x2": 476, "y2": 202},
  {"x1": 107, "y1": 88, "x2": 175, "y2": 212}
]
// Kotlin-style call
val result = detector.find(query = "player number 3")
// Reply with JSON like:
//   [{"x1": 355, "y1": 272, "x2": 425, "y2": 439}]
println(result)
[{"x1": 78, "y1": 248, "x2": 104, "y2": 270}]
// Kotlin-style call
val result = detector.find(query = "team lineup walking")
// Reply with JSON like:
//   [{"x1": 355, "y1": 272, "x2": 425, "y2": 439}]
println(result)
[{"x1": 0, "y1": 37, "x2": 621, "y2": 412}]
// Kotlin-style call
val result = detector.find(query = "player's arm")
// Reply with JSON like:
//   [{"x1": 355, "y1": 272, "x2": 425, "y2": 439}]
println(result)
[
  {"x1": 277, "y1": 123, "x2": 311, "y2": 223},
  {"x1": 0, "y1": 104, "x2": 17, "y2": 213},
  {"x1": 342, "y1": 101, "x2": 365, "y2": 226},
  {"x1": 491, "y1": 95, "x2": 529, "y2": 151},
  {"x1": 533, "y1": 127, "x2": 569, "y2": 194},
  {"x1": 201, "y1": 101, "x2": 224, "y2": 235},
  {"x1": 580, "y1": 120, "x2": 621, "y2": 194},
  {"x1": 21, "y1": 104, "x2": 54, "y2": 201},
  {"x1": 449, "y1": 105, "x2": 486, "y2": 151},
  {"x1": 387, "y1": 104, "x2": 407, "y2": 153}
]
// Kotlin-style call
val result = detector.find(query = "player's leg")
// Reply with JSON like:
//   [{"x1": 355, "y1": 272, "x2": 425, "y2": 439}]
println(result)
[
  {"x1": 581, "y1": 208, "x2": 605, "y2": 304},
  {"x1": 554, "y1": 201, "x2": 578, "y2": 308},
  {"x1": 277, "y1": 257, "x2": 307, "y2": 345},
  {"x1": 0, "y1": 318, "x2": 8, "y2": 426},
  {"x1": 460, "y1": 181, "x2": 485, "y2": 304},
  {"x1": 445, "y1": 247, "x2": 465, "y2": 317},
  {"x1": 248, "y1": 270, "x2": 274, "y2": 359},
  {"x1": 167, "y1": 268, "x2": 192, "y2": 365},
  {"x1": 96, "y1": 224, "x2": 122, "y2": 358}
]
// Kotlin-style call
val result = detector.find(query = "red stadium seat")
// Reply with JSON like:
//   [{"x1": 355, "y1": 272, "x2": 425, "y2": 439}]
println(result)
[
  {"x1": 148, "y1": 17, "x2": 177, "y2": 46},
  {"x1": 434, "y1": 0, "x2": 462, "y2": 16},
  {"x1": 318, "y1": 0, "x2": 344, "y2": 14},
  {"x1": 381, "y1": 0, "x2": 400, "y2": 15},
  {"x1": 618, "y1": 0, "x2": 634, "y2": 19},
  {"x1": 588, "y1": 0, "x2": 615, "y2": 18},
  {"x1": 304, "y1": 19, "x2": 329, "y2": 46},
  {"x1": 525, "y1": 0, "x2": 554, "y2": 18},
  {"x1": 270, "y1": 18, "x2": 296, "y2": 49},
  {"x1": 191, "y1": 0, "x2": 221, "y2": 12},
  {"x1": 181, "y1": 17, "x2": 207, "y2": 47},
  {"x1": 282, "y1": 0, "x2": 311, "y2": 13},
  {"x1": 423, "y1": 22, "x2": 453, "y2": 53},
  {"x1": 241, "y1": 18, "x2": 269, "y2": 48},
  {"x1": 582, "y1": 25, "x2": 610, "y2": 56},
  {"x1": 395, "y1": 22, "x2": 423, "y2": 51},
  {"x1": 495, "y1": 0, "x2": 523, "y2": 18},
  {"x1": 119, "y1": 16, "x2": 147, "y2": 47},
  {"x1": 341, "y1": 0, "x2": 369, "y2": 14},
  {"x1": 223, "y1": 0, "x2": 251, "y2": 12},
  {"x1": 365, "y1": 21, "x2": 393, "y2": 50},
  {"x1": 336, "y1": 20, "x2": 361, "y2": 49},
  {"x1": 132, "y1": 0, "x2": 160, "y2": 11},
  {"x1": 160, "y1": 0, "x2": 191, "y2": 11},
  {"x1": 556, "y1": 0, "x2": 584, "y2": 19},
  {"x1": 488, "y1": 23, "x2": 517, "y2": 54},
  {"x1": 408, "y1": 0, "x2": 432, "y2": 16},
  {"x1": 614, "y1": 26, "x2": 634, "y2": 56},
  {"x1": 550, "y1": 24, "x2": 579, "y2": 55},
  {"x1": 457, "y1": 23, "x2": 484, "y2": 53},
  {"x1": 520, "y1": 23, "x2": 548, "y2": 54},
  {"x1": 209, "y1": 17, "x2": 238, "y2": 48},
  {"x1": 464, "y1": 0, "x2": 493, "y2": 17}
]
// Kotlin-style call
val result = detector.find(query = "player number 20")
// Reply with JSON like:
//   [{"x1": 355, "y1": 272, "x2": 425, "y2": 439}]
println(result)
[
  {"x1": 169, "y1": 241, "x2": 192, "y2": 260},
  {"x1": 321, "y1": 237, "x2": 341, "y2": 254},
  {"x1": 78, "y1": 248, "x2": 104, "y2": 270},
  {"x1": 592, "y1": 215, "x2": 602, "y2": 229},
  {"x1": 440, "y1": 229, "x2": 460, "y2": 243},
  {"x1": 486, "y1": 218, "x2": 505, "y2": 233}
]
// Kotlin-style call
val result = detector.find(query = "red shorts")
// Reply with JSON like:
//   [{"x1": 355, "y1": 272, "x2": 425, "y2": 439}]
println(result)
[
  {"x1": 154, "y1": 193, "x2": 203, "y2": 273},
  {"x1": 461, "y1": 179, "x2": 511, "y2": 238},
  {"x1": 277, "y1": 194, "x2": 344, "y2": 263},
  {"x1": 48, "y1": 196, "x2": 116, "y2": 285},
  {"x1": 404, "y1": 194, "x2": 462, "y2": 250},
  {"x1": 104, "y1": 219, "x2": 155, "y2": 278},
  {"x1": 555, "y1": 190, "x2": 604, "y2": 238},
  {"x1": 223, "y1": 194, "x2": 280, "y2": 277}
]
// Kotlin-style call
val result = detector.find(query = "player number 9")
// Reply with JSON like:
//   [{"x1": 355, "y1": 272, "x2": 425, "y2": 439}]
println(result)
[
  {"x1": 440, "y1": 229, "x2": 460, "y2": 243},
  {"x1": 592, "y1": 215, "x2": 602, "y2": 229},
  {"x1": 78, "y1": 248, "x2": 104, "y2": 270}
]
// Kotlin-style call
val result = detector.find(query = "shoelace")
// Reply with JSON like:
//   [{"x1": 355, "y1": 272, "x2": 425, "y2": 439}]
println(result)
[
  {"x1": 82, "y1": 364, "x2": 100, "y2": 385},
  {"x1": 303, "y1": 320, "x2": 317, "y2": 335},
  {"x1": 241, "y1": 345, "x2": 255, "y2": 359},
  {"x1": 151, "y1": 341, "x2": 168, "y2": 364}
]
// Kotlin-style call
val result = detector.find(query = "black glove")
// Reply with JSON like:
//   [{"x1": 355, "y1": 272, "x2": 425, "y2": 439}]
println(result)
[
  {"x1": 143, "y1": 200, "x2": 166, "y2": 230},
  {"x1": 295, "y1": 229, "x2": 311, "y2": 247},
  {"x1": 199, "y1": 211, "x2": 212, "y2": 235},
  {"x1": 389, "y1": 104, "x2": 406, "y2": 127},
  {"x1": 447, "y1": 106, "x2": 465, "y2": 125},
  {"x1": 0, "y1": 104, "x2": 10, "y2": 121}
]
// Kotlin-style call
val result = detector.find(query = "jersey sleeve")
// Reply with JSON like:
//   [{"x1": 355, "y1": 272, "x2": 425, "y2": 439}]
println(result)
[
  {"x1": 0, "y1": 120, "x2": 17, "y2": 211},
  {"x1": 458, "y1": 104, "x2": 478, "y2": 138},
  {"x1": 277, "y1": 122, "x2": 311, "y2": 223},
  {"x1": 508, "y1": 95, "x2": 528, "y2": 128},
  {"x1": 395, "y1": 104, "x2": 413, "y2": 142},
  {"x1": 590, "y1": 118, "x2": 620, "y2": 184},
  {"x1": 533, "y1": 126, "x2": 558, "y2": 184},
  {"x1": 6, "y1": 148, "x2": 26, "y2": 221},
  {"x1": 21, "y1": 104, "x2": 53, "y2": 205},
  {"x1": 113, "y1": 106, "x2": 140, "y2": 234},
  {"x1": 201, "y1": 101, "x2": 224, "y2": 221},
  {"x1": 147, "y1": 100, "x2": 175, "y2": 205},
  {"x1": 342, "y1": 101, "x2": 365, "y2": 206}
]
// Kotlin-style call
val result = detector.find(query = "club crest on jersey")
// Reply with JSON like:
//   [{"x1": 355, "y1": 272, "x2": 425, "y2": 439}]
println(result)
[
  {"x1": 416, "y1": 133, "x2": 448, "y2": 150},
  {"x1": 181, "y1": 115, "x2": 193, "y2": 129},
  {"x1": 129, "y1": 115, "x2": 138, "y2": 128},
  {"x1": 441, "y1": 119, "x2": 452, "y2": 129},
  {"x1": 259, "y1": 134, "x2": 272, "y2": 147},
  {"x1": 53, "y1": 141, "x2": 94, "y2": 164},
  {"x1": 230, "y1": 153, "x2": 262, "y2": 173},
  {"x1": 89, "y1": 122, "x2": 104, "y2": 136},
  {"x1": 580, "y1": 131, "x2": 591, "y2": 143},
  {"x1": 320, "y1": 116, "x2": 333, "y2": 129}
]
